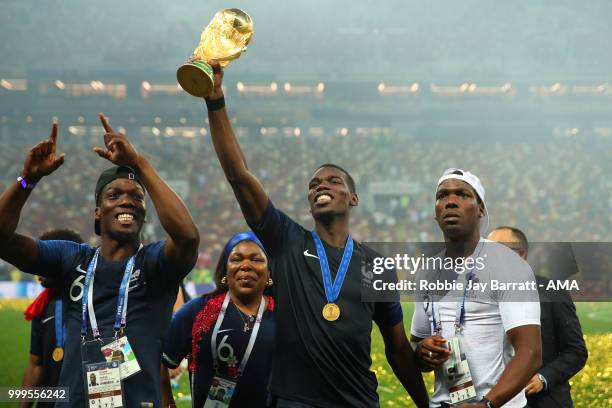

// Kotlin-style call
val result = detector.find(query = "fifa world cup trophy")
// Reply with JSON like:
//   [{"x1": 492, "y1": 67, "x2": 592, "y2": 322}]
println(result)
[{"x1": 177, "y1": 8, "x2": 253, "y2": 97}]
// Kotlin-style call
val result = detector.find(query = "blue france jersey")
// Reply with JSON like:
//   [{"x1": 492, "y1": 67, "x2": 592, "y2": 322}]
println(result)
[{"x1": 24, "y1": 240, "x2": 188, "y2": 407}]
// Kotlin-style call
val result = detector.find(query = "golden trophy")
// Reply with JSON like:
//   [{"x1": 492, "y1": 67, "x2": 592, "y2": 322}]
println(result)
[{"x1": 177, "y1": 8, "x2": 253, "y2": 97}]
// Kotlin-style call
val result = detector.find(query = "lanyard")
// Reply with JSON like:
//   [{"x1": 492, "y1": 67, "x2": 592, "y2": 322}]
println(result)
[
  {"x1": 81, "y1": 247, "x2": 139, "y2": 340},
  {"x1": 310, "y1": 230, "x2": 354, "y2": 304},
  {"x1": 431, "y1": 272, "x2": 473, "y2": 334},
  {"x1": 210, "y1": 292, "x2": 266, "y2": 378},
  {"x1": 54, "y1": 297, "x2": 64, "y2": 348},
  {"x1": 431, "y1": 241, "x2": 484, "y2": 335}
]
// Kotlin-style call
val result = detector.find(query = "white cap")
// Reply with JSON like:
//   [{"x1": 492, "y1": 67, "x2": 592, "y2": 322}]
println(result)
[{"x1": 436, "y1": 168, "x2": 489, "y2": 234}]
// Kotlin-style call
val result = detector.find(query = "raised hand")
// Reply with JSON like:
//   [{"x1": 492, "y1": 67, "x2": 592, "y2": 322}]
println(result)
[
  {"x1": 21, "y1": 121, "x2": 65, "y2": 182},
  {"x1": 206, "y1": 60, "x2": 224, "y2": 99},
  {"x1": 94, "y1": 113, "x2": 140, "y2": 168}
]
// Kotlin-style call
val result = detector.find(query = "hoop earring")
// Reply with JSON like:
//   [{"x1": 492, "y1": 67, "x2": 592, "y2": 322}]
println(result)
[
  {"x1": 266, "y1": 278, "x2": 273, "y2": 287},
  {"x1": 221, "y1": 276, "x2": 227, "y2": 285}
]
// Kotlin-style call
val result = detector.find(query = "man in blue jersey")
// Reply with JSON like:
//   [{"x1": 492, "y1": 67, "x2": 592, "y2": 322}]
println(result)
[
  {"x1": 0, "y1": 115, "x2": 199, "y2": 406},
  {"x1": 202, "y1": 61, "x2": 428, "y2": 408}
]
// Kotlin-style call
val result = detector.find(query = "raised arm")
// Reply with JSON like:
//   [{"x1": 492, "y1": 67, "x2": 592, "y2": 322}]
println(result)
[
  {"x1": 204, "y1": 60, "x2": 269, "y2": 226},
  {"x1": 0, "y1": 121, "x2": 65, "y2": 271},
  {"x1": 95, "y1": 114, "x2": 199, "y2": 272}
]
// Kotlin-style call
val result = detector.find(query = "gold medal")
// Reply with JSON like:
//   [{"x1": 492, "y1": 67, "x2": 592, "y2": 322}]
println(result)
[
  {"x1": 322, "y1": 303, "x2": 341, "y2": 321},
  {"x1": 52, "y1": 347, "x2": 64, "y2": 362}
]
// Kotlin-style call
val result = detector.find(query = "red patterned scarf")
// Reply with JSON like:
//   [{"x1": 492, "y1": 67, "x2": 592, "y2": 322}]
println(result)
[{"x1": 189, "y1": 292, "x2": 275, "y2": 373}]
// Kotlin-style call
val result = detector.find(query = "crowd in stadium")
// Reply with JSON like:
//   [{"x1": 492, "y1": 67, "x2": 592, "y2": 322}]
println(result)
[{"x1": 0, "y1": 125, "x2": 609, "y2": 280}]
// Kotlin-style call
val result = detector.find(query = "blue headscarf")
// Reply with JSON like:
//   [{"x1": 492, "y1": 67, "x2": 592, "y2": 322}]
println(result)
[{"x1": 221, "y1": 231, "x2": 268, "y2": 270}]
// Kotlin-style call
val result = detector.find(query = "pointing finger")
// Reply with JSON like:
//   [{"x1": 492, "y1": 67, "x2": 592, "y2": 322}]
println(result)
[
  {"x1": 99, "y1": 113, "x2": 113, "y2": 134},
  {"x1": 49, "y1": 121, "x2": 58, "y2": 152}
]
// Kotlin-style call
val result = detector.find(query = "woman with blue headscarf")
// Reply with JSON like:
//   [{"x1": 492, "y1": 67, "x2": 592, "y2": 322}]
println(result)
[{"x1": 162, "y1": 232, "x2": 275, "y2": 407}]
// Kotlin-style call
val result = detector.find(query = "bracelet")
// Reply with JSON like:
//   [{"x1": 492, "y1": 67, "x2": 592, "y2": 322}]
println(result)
[
  {"x1": 205, "y1": 96, "x2": 226, "y2": 111},
  {"x1": 17, "y1": 176, "x2": 36, "y2": 190}
]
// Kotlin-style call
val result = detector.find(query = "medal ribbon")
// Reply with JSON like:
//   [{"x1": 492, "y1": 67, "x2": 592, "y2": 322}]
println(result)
[
  {"x1": 310, "y1": 230, "x2": 354, "y2": 304},
  {"x1": 210, "y1": 292, "x2": 266, "y2": 378},
  {"x1": 81, "y1": 247, "x2": 140, "y2": 339},
  {"x1": 54, "y1": 297, "x2": 64, "y2": 348}
]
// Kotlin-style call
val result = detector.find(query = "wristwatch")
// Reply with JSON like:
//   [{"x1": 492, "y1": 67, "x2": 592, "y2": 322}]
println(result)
[
  {"x1": 537, "y1": 373, "x2": 548, "y2": 391},
  {"x1": 480, "y1": 397, "x2": 494, "y2": 408}
]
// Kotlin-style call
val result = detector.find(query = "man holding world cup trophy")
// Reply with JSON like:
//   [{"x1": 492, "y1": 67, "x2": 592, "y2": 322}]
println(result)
[{"x1": 176, "y1": 8, "x2": 429, "y2": 408}]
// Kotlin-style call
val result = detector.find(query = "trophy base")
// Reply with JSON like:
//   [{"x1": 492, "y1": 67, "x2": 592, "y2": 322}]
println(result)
[{"x1": 177, "y1": 60, "x2": 214, "y2": 97}]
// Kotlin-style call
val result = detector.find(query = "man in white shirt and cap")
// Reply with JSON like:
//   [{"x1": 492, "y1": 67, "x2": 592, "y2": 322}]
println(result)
[{"x1": 410, "y1": 168, "x2": 542, "y2": 408}]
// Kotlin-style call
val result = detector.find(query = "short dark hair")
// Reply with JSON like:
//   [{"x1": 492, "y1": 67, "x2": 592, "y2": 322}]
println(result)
[
  {"x1": 314, "y1": 163, "x2": 356, "y2": 193},
  {"x1": 39, "y1": 229, "x2": 84, "y2": 243},
  {"x1": 495, "y1": 226, "x2": 528, "y2": 253}
]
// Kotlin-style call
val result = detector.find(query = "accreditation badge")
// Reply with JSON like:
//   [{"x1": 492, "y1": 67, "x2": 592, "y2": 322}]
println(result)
[
  {"x1": 85, "y1": 360, "x2": 123, "y2": 407},
  {"x1": 204, "y1": 376, "x2": 237, "y2": 408},
  {"x1": 442, "y1": 336, "x2": 478, "y2": 405},
  {"x1": 101, "y1": 336, "x2": 141, "y2": 379}
]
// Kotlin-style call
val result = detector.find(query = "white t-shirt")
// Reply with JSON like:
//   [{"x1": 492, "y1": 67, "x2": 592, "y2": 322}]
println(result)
[{"x1": 411, "y1": 239, "x2": 541, "y2": 408}]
